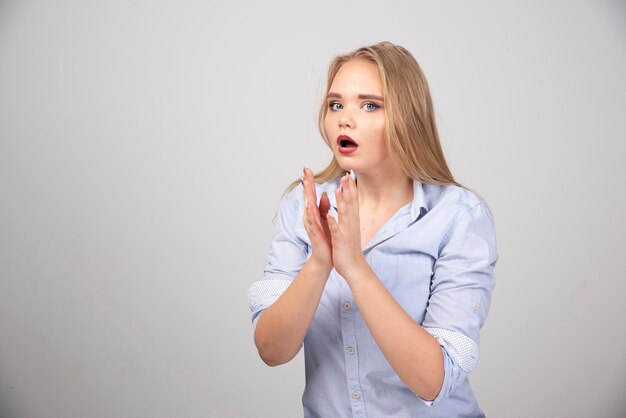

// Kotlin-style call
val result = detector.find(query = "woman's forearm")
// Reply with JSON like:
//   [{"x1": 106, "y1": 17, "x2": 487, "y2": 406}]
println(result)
[{"x1": 254, "y1": 258, "x2": 332, "y2": 366}]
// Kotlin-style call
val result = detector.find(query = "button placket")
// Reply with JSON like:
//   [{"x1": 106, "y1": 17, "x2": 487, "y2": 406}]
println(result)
[{"x1": 339, "y1": 281, "x2": 364, "y2": 413}]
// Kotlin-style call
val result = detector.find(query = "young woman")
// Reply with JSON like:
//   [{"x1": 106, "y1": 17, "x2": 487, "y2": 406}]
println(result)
[{"x1": 248, "y1": 42, "x2": 497, "y2": 418}]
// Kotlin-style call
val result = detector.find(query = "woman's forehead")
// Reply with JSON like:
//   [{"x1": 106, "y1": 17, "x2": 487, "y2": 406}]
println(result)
[{"x1": 330, "y1": 59, "x2": 383, "y2": 96}]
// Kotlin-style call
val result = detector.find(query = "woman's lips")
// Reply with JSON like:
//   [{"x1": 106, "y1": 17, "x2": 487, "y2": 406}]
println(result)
[{"x1": 337, "y1": 135, "x2": 358, "y2": 155}]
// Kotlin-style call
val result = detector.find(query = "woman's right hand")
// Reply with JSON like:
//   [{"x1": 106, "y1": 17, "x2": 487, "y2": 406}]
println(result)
[{"x1": 302, "y1": 167, "x2": 333, "y2": 269}]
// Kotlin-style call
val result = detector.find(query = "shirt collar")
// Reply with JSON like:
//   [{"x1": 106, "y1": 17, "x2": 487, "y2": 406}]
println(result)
[
  {"x1": 410, "y1": 180, "x2": 428, "y2": 222},
  {"x1": 326, "y1": 178, "x2": 427, "y2": 222}
]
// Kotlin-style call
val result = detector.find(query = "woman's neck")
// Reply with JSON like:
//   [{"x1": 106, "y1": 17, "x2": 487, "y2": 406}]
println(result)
[{"x1": 355, "y1": 168, "x2": 413, "y2": 210}]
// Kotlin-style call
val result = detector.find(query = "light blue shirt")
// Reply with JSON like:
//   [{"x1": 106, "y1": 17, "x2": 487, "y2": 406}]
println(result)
[{"x1": 248, "y1": 178, "x2": 497, "y2": 418}]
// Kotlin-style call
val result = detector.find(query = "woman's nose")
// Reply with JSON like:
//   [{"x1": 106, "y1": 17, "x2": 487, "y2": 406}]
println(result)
[{"x1": 338, "y1": 112, "x2": 354, "y2": 128}]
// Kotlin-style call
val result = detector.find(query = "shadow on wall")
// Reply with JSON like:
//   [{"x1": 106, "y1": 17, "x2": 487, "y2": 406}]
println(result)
[
  {"x1": 0, "y1": 372, "x2": 23, "y2": 418},
  {"x1": 0, "y1": 346, "x2": 26, "y2": 418}
]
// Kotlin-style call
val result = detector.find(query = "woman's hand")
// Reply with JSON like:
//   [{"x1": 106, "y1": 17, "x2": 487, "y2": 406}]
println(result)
[
  {"x1": 302, "y1": 167, "x2": 333, "y2": 270},
  {"x1": 327, "y1": 173, "x2": 369, "y2": 280}
]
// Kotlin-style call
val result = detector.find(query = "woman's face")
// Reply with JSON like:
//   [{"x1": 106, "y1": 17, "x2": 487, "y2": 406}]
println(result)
[{"x1": 324, "y1": 59, "x2": 390, "y2": 175}]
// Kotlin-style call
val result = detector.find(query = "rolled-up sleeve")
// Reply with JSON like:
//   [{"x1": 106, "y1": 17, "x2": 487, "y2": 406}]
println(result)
[
  {"x1": 247, "y1": 186, "x2": 309, "y2": 328},
  {"x1": 422, "y1": 202, "x2": 498, "y2": 405}
]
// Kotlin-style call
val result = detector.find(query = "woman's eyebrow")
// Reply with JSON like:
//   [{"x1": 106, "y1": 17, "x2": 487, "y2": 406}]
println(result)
[
  {"x1": 326, "y1": 92, "x2": 384, "y2": 101},
  {"x1": 358, "y1": 94, "x2": 384, "y2": 101}
]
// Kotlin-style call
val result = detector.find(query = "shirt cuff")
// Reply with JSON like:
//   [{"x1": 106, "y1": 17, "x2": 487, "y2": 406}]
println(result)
[
  {"x1": 248, "y1": 276, "x2": 291, "y2": 327},
  {"x1": 425, "y1": 327, "x2": 479, "y2": 373}
]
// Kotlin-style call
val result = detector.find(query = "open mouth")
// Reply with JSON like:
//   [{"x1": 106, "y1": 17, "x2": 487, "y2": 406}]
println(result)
[{"x1": 337, "y1": 135, "x2": 358, "y2": 154}]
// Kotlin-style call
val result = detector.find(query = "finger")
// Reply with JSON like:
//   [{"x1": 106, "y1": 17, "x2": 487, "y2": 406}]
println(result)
[
  {"x1": 348, "y1": 172, "x2": 358, "y2": 200},
  {"x1": 320, "y1": 211, "x2": 332, "y2": 243},
  {"x1": 341, "y1": 174, "x2": 352, "y2": 204},
  {"x1": 337, "y1": 175, "x2": 357, "y2": 229},
  {"x1": 319, "y1": 192, "x2": 332, "y2": 241},
  {"x1": 302, "y1": 170, "x2": 322, "y2": 230},
  {"x1": 304, "y1": 200, "x2": 317, "y2": 229},
  {"x1": 304, "y1": 198, "x2": 325, "y2": 242},
  {"x1": 326, "y1": 210, "x2": 339, "y2": 238},
  {"x1": 335, "y1": 187, "x2": 345, "y2": 218},
  {"x1": 346, "y1": 173, "x2": 359, "y2": 220},
  {"x1": 303, "y1": 167, "x2": 319, "y2": 215},
  {"x1": 319, "y1": 191, "x2": 331, "y2": 219},
  {"x1": 338, "y1": 177, "x2": 353, "y2": 218}
]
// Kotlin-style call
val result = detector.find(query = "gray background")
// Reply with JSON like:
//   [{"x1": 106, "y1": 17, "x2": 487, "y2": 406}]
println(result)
[{"x1": 1, "y1": 0, "x2": 625, "y2": 417}]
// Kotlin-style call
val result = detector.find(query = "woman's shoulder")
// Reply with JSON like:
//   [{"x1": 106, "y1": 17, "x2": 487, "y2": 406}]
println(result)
[
  {"x1": 421, "y1": 183, "x2": 491, "y2": 218},
  {"x1": 421, "y1": 183, "x2": 497, "y2": 250}
]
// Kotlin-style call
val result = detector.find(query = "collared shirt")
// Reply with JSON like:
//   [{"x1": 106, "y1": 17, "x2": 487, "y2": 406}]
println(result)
[{"x1": 248, "y1": 178, "x2": 498, "y2": 418}]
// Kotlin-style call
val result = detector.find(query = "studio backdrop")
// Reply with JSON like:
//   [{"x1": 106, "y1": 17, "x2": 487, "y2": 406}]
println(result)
[{"x1": 1, "y1": 1, "x2": 625, "y2": 417}]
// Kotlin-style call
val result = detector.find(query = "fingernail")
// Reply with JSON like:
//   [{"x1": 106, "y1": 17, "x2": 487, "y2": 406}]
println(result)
[
  {"x1": 305, "y1": 198, "x2": 309, "y2": 208},
  {"x1": 340, "y1": 186, "x2": 344, "y2": 193},
  {"x1": 300, "y1": 177, "x2": 304, "y2": 186},
  {"x1": 350, "y1": 169, "x2": 355, "y2": 180}
]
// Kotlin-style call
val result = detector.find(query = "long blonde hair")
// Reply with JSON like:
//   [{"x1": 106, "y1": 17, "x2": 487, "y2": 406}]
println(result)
[{"x1": 287, "y1": 41, "x2": 459, "y2": 192}]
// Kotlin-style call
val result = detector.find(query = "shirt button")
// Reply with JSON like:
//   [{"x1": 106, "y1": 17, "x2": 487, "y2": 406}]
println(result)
[
  {"x1": 352, "y1": 391, "x2": 360, "y2": 399},
  {"x1": 343, "y1": 302, "x2": 351, "y2": 310},
  {"x1": 347, "y1": 346, "x2": 355, "y2": 355}
]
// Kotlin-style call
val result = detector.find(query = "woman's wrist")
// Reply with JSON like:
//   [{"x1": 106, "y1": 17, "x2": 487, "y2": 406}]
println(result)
[
  {"x1": 340, "y1": 256, "x2": 372, "y2": 286},
  {"x1": 305, "y1": 255, "x2": 334, "y2": 278}
]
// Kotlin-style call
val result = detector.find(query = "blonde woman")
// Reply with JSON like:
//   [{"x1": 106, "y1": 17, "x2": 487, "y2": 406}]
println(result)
[{"x1": 248, "y1": 42, "x2": 497, "y2": 417}]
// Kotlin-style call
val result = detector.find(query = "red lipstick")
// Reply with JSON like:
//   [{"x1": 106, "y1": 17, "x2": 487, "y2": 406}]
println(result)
[{"x1": 337, "y1": 135, "x2": 358, "y2": 155}]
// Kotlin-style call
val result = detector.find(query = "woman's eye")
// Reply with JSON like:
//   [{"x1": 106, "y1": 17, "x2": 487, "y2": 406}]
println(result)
[
  {"x1": 363, "y1": 102, "x2": 380, "y2": 111},
  {"x1": 329, "y1": 102, "x2": 342, "y2": 111}
]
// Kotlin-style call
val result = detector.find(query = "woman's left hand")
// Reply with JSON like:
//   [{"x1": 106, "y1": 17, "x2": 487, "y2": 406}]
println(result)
[{"x1": 327, "y1": 173, "x2": 369, "y2": 281}]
